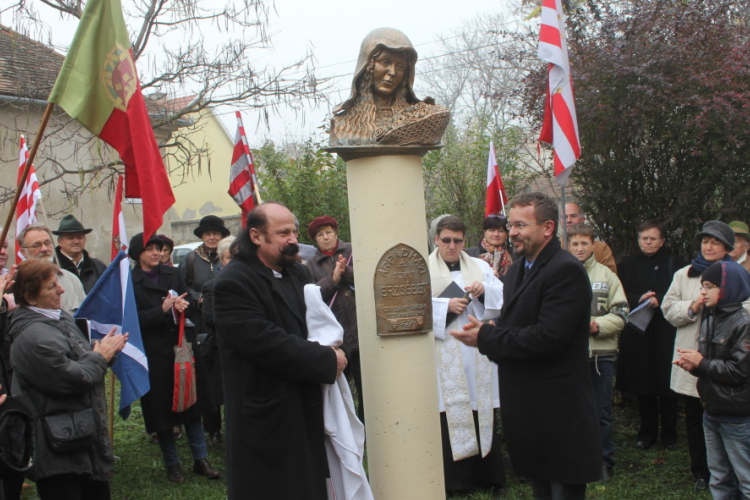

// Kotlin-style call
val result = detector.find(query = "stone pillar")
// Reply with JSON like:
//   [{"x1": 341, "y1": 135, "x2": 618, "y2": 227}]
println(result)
[{"x1": 343, "y1": 150, "x2": 444, "y2": 499}]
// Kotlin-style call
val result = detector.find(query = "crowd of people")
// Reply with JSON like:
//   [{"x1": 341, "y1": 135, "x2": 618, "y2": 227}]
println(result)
[{"x1": 0, "y1": 196, "x2": 749, "y2": 500}]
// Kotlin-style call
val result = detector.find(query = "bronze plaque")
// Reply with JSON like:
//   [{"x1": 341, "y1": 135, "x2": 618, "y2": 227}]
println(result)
[{"x1": 374, "y1": 243, "x2": 432, "y2": 336}]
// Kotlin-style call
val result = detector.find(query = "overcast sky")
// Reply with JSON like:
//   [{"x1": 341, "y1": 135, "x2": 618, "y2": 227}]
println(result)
[{"x1": 4, "y1": 0, "x2": 509, "y2": 145}]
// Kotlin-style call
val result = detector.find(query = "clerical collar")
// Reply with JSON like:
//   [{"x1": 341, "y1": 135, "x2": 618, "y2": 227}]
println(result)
[{"x1": 446, "y1": 261, "x2": 460, "y2": 272}]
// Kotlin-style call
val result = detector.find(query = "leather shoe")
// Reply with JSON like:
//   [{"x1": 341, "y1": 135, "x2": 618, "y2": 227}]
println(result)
[
  {"x1": 636, "y1": 439, "x2": 655, "y2": 450},
  {"x1": 193, "y1": 458, "x2": 220, "y2": 479},
  {"x1": 694, "y1": 478, "x2": 709, "y2": 491},
  {"x1": 166, "y1": 464, "x2": 185, "y2": 483}
]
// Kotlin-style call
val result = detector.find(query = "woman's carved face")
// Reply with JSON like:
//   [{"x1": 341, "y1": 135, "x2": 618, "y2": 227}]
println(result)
[{"x1": 371, "y1": 49, "x2": 408, "y2": 98}]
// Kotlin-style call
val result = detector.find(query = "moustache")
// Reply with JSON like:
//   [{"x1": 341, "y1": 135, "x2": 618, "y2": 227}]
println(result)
[{"x1": 280, "y1": 243, "x2": 299, "y2": 256}]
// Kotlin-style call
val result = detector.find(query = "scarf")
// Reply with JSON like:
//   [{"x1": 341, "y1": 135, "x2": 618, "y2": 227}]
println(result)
[
  {"x1": 478, "y1": 238, "x2": 513, "y2": 277},
  {"x1": 429, "y1": 249, "x2": 494, "y2": 460},
  {"x1": 196, "y1": 244, "x2": 219, "y2": 264},
  {"x1": 688, "y1": 252, "x2": 732, "y2": 278}
]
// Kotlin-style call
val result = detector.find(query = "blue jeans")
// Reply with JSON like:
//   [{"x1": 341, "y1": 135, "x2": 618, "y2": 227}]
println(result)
[
  {"x1": 156, "y1": 418, "x2": 207, "y2": 467},
  {"x1": 704, "y1": 413, "x2": 750, "y2": 499},
  {"x1": 589, "y1": 356, "x2": 615, "y2": 468}
]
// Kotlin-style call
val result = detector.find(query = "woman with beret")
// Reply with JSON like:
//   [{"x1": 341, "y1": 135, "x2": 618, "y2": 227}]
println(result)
[
  {"x1": 305, "y1": 216, "x2": 363, "y2": 420},
  {"x1": 129, "y1": 233, "x2": 218, "y2": 483}
]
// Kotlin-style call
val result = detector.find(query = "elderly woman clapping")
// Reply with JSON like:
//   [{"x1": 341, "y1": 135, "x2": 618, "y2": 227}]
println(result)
[
  {"x1": 305, "y1": 216, "x2": 363, "y2": 420},
  {"x1": 9, "y1": 259, "x2": 127, "y2": 500}
]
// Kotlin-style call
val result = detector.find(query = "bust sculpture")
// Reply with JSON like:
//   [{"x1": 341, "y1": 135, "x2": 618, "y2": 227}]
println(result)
[{"x1": 329, "y1": 28, "x2": 450, "y2": 148}]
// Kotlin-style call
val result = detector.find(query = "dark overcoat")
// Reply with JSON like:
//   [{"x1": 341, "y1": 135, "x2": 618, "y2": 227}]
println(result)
[
  {"x1": 9, "y1": 308, "x2": 113, "y2": 481},
  {"x1": 55, "y1": 247, "x2": 107, "y2": 294},
  {"x1": 305, "y1": 241, "x2": 358, "y2": 354},
  {"x1": 214, "y1": 252, "x2": 337, "y2": 500},
  {"x1": 616, "y1": 248, "x2": 682, "y2": 396},
  {"x1": 131, "y1": 264, "x2": 199, "y2": 433},
  {"x1": 477, "y1": 237, "x2": 602, "y2": 484}
]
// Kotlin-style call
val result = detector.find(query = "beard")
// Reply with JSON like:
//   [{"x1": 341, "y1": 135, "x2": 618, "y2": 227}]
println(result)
[{"x1": 278, "y1": 243, "x2": 300, "y2": 268}]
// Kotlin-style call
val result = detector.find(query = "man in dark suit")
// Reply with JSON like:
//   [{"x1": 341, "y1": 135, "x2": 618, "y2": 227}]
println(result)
[
  {"x1": 213, "y1": 202, "x2": 347, "y2": 500},
  {"x1": 452, "y1": 192, "x2": 602, "y2": 500}
]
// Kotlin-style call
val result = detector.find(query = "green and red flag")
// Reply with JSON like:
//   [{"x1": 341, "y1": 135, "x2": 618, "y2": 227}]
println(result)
[{"x1": 48, "y1": 0, "x2": 174, "y2": 241}]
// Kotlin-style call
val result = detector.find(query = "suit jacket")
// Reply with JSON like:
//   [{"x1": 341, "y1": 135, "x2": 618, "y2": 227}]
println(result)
[
  {"x1": 477, "y1": 237, "x2": 602, "y2": 484},
  {"x1": 214, "y1": 252, "x2": 337, "y2": 500}
]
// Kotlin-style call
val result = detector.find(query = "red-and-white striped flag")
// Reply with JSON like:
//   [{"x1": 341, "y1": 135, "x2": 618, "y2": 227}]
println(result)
[
  {"x1": 485, "y1": 141, "x2": 508, "y2": 216},
  {"x1": 538, "y1": 0, "x2": 580, "y2": 187},
  {"x1": 111, "y1": 174, "x2": 128, "y2": 260},
  {"x1": 16, "y1": 136, "x2": 42, "y2": 264},
  {"x1": 228, "y1": 111, "x2": 261, "y2": 219}
]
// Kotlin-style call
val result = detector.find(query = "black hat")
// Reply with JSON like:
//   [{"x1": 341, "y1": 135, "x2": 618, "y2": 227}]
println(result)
[
  {"x1": 193, "y1": 215, "x2": 230, "y2": 238},
  {"x1": 51, "y1": 214, "x2": 92, "y2": 235},
  {"x1": 695, "y1": 220, "x2": 735, "y2": 252},
  {"x1": 128, "y1": 233, "x2": 164, "y2": 260}
]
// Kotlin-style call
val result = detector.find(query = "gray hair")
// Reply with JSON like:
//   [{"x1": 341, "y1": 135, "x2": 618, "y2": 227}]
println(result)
[
  {"x1": 17, "y1": 223, "x2": 53, "y2": 247},
  {"x1": 218, "y1": 236, "x2": 236, "y2": 259}
]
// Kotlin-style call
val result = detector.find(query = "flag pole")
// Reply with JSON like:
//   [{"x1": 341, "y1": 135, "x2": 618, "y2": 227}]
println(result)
[
  {"x1": 0, "y1": 103, "x2": 54, "y2": 249},
  {"x1": 108, "y1": 369, "x2": 116, "y2": 445},
  {"x1": 561, "y1": 184, "x2": 568, "y2": 248}
]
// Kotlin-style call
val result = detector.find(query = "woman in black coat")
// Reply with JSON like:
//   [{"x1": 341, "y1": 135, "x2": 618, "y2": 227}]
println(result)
[
  {"x1": 616, "y1": 221, "x2": 683, "y2": 449},
  {"x1": 128, "y1": 233, "x2": 218, "y2": 483}
]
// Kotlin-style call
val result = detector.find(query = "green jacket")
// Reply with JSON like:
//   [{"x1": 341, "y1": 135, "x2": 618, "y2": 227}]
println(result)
[{"x1": 584, "y1": 255, "x2": 629, "y2": 356}]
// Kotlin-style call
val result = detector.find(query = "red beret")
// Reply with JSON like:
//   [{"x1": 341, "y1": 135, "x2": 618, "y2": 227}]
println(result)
[{"x1": 308, "y1": 216, "x2": 338, "y2": 240}]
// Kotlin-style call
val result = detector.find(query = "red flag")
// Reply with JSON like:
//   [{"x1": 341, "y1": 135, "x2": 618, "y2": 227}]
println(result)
[
  {"x1": 538, "y1": 0, "x2": 581, "y2": 187},
  {"x1": 228, "y1": 111, "x2": 261, "y2": 220},
  {"x1": 47, "y1": 0, "x2": 174, "y2": 241},
  {"x1": 16, "y1": 136, "x2": 42, "y2": 264},
  {"x1": 111, "y1": 174, "x2": 129, "y2": 260},
  {"x1": 485, "y1": 141, "x2": 508, "y2": 216}
]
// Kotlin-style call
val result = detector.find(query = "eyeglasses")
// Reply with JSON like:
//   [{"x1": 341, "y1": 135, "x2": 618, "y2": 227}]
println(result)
[
  {"x1": 22, "y1": 240, "x2": 53, "y2": 250},
  {"x1": 701, "y1": 283, "x2": 719, "y2": 291},
  {"x1": 506, "y1": 221, "x2": 548, "y2": 231},
  {"x1": 439, "y1": 237, "x2": 464, "y2": 245}
]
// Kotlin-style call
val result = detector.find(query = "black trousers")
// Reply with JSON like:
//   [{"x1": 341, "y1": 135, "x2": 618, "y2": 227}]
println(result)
[
  {"x1": 684, "y1": 396, "x2": 709, "y2": 481},
  {"x1": 529, "y1": 479, "x2": 586, "y2": 500},
  {"x1": 637, "y1": 394, "x2": 678, "y2": 444},
  {"x1": 36, "y1": 474, "x2": 111, "y2": 500},
  {"x1": 440, "y1": 410, "x2": 506, "y2": 493}
]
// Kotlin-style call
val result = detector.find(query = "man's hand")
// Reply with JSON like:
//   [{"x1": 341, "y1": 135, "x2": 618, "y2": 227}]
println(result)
[
  {"x1": 590, "y1": 320, "x2": 600, "y2": 335},
  {"x1": 334, "y1": 347, "x2": 348, "y2": 377},
  {"x1": 465, "y1": 281, "x2": 484, "y2": 298},
  {"x1": 639, "y1": 291, "x2": 659, "y2": 308},
  {"x1": 450, "y1": 315, "x2": 482, "y2": 347},
  {"x1": 448, "y1": 297, "x2": 469, "y2": 315},
  {"x1": 674, "y1": 348, "x2": 703, "y2": 371}
]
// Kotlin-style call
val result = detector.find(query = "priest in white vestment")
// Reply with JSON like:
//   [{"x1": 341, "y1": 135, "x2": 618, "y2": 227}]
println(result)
[{"x1": 429, "y1": 215, "x2": 507, "y2": 496}]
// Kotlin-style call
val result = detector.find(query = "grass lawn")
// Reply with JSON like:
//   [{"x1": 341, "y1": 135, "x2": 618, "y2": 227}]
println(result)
[{"x1": 19, "y1": 389, "x2": 713, "y2": 499}]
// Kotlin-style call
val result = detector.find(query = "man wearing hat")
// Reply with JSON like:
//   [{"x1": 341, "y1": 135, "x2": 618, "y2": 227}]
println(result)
[
  {"x1": 181, "y1": 215, "x2": 230, "y2": 444},
  {"x1": 729, "y1": 221, "x2": 750, "y2": 273},
  {"x1": 53, "y1": 214, "x2": 106, "y2": 294}
]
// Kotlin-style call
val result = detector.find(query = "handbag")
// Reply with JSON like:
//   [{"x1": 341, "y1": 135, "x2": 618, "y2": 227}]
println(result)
[
  {"x1": 41, "y1": 407, "x2": 96, "y2": 452},
  {"x1": 172, "y1": 311, "x2": 198, "y2": 412}
]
